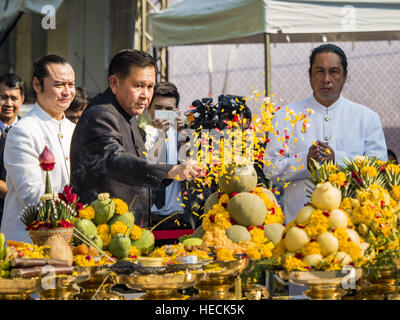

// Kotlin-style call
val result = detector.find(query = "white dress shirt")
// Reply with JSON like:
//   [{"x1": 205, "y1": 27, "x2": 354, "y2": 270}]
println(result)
[
  {"x1": 0, "y1": 104, "x2": 75, "y2": 241},
  {"x1": 264, "y1": 94, "x2": 388, "y2": 223},
  {"x1": 151, "y1": 127, "x2": 183, "y2": 216}
]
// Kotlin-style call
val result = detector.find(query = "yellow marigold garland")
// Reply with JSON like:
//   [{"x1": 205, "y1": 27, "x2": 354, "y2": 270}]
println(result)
[
  {"x1": 110, "y1": 221, "x2": 129, "y2": 237},
  {"x1": 112, "y1": 198, "x2": 129, "y2": 215},
  {"x1": 130, "y1": 224, "x2": 143, "y2": 241},
  {"x1": 79, "y1": 205, "x2": 95, "y2": 220}
]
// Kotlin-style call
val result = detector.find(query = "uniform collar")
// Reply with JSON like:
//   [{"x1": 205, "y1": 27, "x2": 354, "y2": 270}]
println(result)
[
  {"x1": 0, "y1": 117, "x2": 18, "y2": 132},
  {"x1": 308, "y1": 94, "x2": 344, "y2": 114}
]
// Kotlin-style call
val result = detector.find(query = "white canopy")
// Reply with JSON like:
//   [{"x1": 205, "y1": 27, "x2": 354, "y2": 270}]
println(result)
[
  {"x1": 0, "y1": 0, "x2": 63, "y2": 32},
  {"x1": 149, "y1": 0, "x2": 400, "y2": 47}
]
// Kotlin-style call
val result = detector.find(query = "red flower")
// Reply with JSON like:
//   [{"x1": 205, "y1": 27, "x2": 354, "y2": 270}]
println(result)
[
  {"x1": 209, "y1": 215, "x2": 215, "y2": 223},
  {"x1": 295, "y1": 253, "x2": 303, "y2": 260},
  {"x1": 39, "y1": 145, "x2": 55, "y2": 171},
  {"x1": 248, "y1": 226, "x2": 254, "y2": 231},
  {"x1": 229, "y1": 192, "x2": 239, "y2": 198},
  {"x1": 381, "y1": 201, "x2": 385, "y2": 208},
  {"x1": 75, "y1": 202, "x2": 84, "y2": 211},
  {"x1": 322, "y1": 211, "x2": 330, "y2": 217},
  {"x1": 257, "y1": 225, "x2": 264, "y2": 230},
  {"x1": 380, "y1": 166, "x2": 386, "y2": 172},
  {"x1": 232, "y1": 115, "x2": 239, "y2": 122}
]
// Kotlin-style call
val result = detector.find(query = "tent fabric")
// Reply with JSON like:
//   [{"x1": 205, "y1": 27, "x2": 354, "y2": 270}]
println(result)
[
  {"x1": 0, "y1": 0, "x2": 64, "y2": 32},
  {"x1": 149, "y1": 0, "x2": 400, "y2": 47}
]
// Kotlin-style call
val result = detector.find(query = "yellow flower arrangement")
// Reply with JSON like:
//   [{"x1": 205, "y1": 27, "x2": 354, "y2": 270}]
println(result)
[
  {"x1": 300, "y1": 241, "x2": 321, "y2": 256},
  {"x1": 79, "y1": 205, "x2": 95, "y2": 220},
  {"x1": 326, "y1": 164, "x2": 339, "y2": 174},
  {"x1": 130, "y1": 224, "x2": 143, "y2": 241},
  {"x1": 202, "y1": 202, "x2": 232, "y2": 232},
  {"x1": 387, "y1": 164, "x2": 400, "y2": 174},
  {"x1": 129, "y1": 246, "x2": 141, "y2": 258},
  {"x1": 15, "y1": 243, "x2": 49, "y2": 259},
  {"x1": 360, "y1": 166, "x2": 378, "y2": 178},
  {"x1": 97, "y1": 223, "x2": 109, "y2": 235},
  {"x1": 283, "y1": 256, "x2": 308, "y2": 271},
  {"x1": 110, "y1": 221, "x2": 129, "y2": 237},
  {"x1": 252, "y1": 187, "x2": 285, "y2": 225},
  {"x1": 334, "y1": 228, "x2": 361, "y2": 261},
  {"x1": 215, "y1": 247, "x2": 235, "y2": 261},
  {"x1": 305, "y1": 209, "x2": 329, "y2": 238},
  {"x1": 112, "y1": 198, "x2": 129, "y2": 215},
  {"x1": 249, "y1": 227, "x2": 267, "y2": 244},
  {"x1": 98, "y1": 231, "x2": 111, "y2": 247},
  {"x1": 328, "y1": 172, "x2": 347, "y2": 187},
  {"x1": 390, "y1": 185, "x2": 400, "y2": 201}
]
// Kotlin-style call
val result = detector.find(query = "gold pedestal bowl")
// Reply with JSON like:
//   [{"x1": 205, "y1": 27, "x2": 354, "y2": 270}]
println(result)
[
  {"x1": 0, "y1": 277, "x2": 41, "y2": 300},
  {"x1": 74, "y1": 266, "x2": 125, "y2": 300},
  {"x1": 114, "y1": 271, "x2": 200, "y2": 300},
  {"x1": 38, "y1": 273, "x2": 91, "y2": 300},
  {"x1": 356, "y1": 267, "x2": 400, "y2": 300},
  {"x1": 193, "y1": 259, "x2": 251, "y2": 300},
  {"x1": 277, "y1": 269, "x2": 362, "y2": 300}
]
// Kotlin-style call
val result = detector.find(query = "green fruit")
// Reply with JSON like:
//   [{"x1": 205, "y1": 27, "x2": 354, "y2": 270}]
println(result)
[
  {"x1": 218, "y1": 165, "x2": 258, "y2": 194},
  {"x1": 74, "y1": 218, "x2": 98, "y2": 241},
  {"x1": 91, "y1": 193, "x2": 116, "y2": 225},
  {"x1": 108, "y1": 234, "x2": 131, "y2": 260},
  {"x1": 192, "y1": 225, "x2": 205, "y2": 239},
  {"x1": 182, "y1": 238, "x2": 202, "y2": 247},
  {"x1": 225, "y1": 225, "x2": 251, "y2": 243},
  {"x1": 108, "y1": 211, "x2": 135, "y2": 232},
  {"x1": 227, "y1": 192, "x2": 267, "y2": 227},
  {"x1": 131, "y1": 230, "x2": 155, "y2": 255},
  {"x1": 90, "y1": 235, "x2": 103, "y2": 250},
  {"x1": 204, "y1": 192, "x2": 219, "y2": 214}
]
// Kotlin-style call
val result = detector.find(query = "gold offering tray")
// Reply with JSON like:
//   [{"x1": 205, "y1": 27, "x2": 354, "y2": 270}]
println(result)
[
  {"x1": 276, "y1": 269, "x2": 362, "y2": 300},
  {"x1": 193, "y1": 258, "x2": 252, "y2": 300},
  {"x1": 114, "y1": 271, "x2": 202, "y2": 300},
  {"x1": 38, "y1": 273, "x2": 91, "y2": 300},
  {"x1": 73, "y1": 266, "x2": 125, "y2": 300},
  {"x1": 0, "y1": 277, "x2": 41, "y2": 300}
]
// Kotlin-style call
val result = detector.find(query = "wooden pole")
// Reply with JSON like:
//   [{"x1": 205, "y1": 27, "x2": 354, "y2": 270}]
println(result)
[{"x1": 264, "y1": 33, "x2": 271, "y2": 97}]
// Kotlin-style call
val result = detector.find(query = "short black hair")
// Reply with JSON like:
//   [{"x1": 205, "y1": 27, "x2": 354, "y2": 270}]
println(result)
[
  {"x1": 0, "y1": 73, "x2": 25, "y2": 96},
  {"x1": 153, "y1": 82, "x2": 180, "y2": 107},
  {"x1": 309, "y1": 44, "x2": 348, "y2": 76},
  {"x1": 108, "y1": 49, "x2": 157, "y2": 79},
  {"x1": 68, "y1": 86, "x2": 89, "y2": 112},
  {"x1": 32, "y1": 54, "x2": 68, "y2": 89}
]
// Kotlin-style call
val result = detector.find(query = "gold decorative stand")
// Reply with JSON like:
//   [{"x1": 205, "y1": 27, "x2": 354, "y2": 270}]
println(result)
[
  {"x1": 38, "y1": 274, "x2": 90, "y2": 300},
  {"x1": 74, "y1": 266, "x2": 125, "y2": 300},
  {"x1": 0, "y1": 278, "x2": 41, "y2": 300},
  {"x1": 277, "y1": 269, "x2": 362, "y2": 300},
  {"x1": 114, "y1": 272, "x2": 200, "y2": 300},
  {"x1": 193, "y1": 259, "x2": 250, "y2": 300},
  {"x1": 356, "y1": 267, "x2": 400, "y2": 300}
]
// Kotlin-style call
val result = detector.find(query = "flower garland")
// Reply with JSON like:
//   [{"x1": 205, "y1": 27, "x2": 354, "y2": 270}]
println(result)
[{"x1": 112, "y1": 198, "x2": 129, "y2": 215}]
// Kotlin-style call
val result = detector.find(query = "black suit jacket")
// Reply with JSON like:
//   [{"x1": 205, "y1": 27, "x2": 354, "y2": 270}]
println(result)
[{"x1": 70, "y1": 88, "x2": 174, "y2": 228}]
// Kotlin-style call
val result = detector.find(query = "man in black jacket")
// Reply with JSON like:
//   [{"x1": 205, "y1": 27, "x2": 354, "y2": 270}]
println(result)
[{"x1": 70, "y1": 49, "x2": 202, "y2": 228}]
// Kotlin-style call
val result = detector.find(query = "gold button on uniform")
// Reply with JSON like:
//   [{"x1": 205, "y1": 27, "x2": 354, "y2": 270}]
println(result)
[
  {"x1": 324, "y1": 136, "x2": 329, "y2": 141},
  {"x1": 325, "y1": 117, "x2": 329, "y2": 122},
  {"x1": 66, "y1": 156, "x2": 69, "y2": 161}
]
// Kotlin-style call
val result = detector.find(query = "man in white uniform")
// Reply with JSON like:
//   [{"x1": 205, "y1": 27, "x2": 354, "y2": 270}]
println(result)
[
  {"x1": 264, "y1": 44, "x2": 387, "y2": 224},
  {"x1": 0, "y1": 55, "x2": 76, "y2": 241}
]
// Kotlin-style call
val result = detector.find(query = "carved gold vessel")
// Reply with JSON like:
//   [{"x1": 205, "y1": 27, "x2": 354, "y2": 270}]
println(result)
[
  {"x1": 114, "y1": 271, "x2": 201, "y2": 300},
  {"x1": 0, "y1": 277, "x2": 41, "y2": 300},
  {"x1": 74, "y1": 266, "x2": 125, "y2": 300},
  {"x1": 277, "y1": 269, "x2": 362, "y2": 300},
  {"x1": 38, "y1": 273, "x2": 91, "y2": 300},
  {"x1": 356, "y1": 267, "x2": 400, "y2": 300},
  {"x1": 193, "y1": 259, "x2": 251, "y2": 300}
]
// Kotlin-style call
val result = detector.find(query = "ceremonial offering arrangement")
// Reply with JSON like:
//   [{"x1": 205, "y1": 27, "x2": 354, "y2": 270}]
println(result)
[{"x1": 274, "y1": 181, "x2": 366, "y2": 272}]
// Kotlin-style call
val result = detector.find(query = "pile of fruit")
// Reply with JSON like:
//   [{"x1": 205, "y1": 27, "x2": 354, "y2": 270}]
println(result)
[
  {"x1": 187, "y1": 163, "x2": 285, "y2": 260},
  {"x1": 274, "y1": 182, "x2": 367, "y2": 271},
  {"x1": 73, "y1": 193, "x2": 154, "y2": 261}
]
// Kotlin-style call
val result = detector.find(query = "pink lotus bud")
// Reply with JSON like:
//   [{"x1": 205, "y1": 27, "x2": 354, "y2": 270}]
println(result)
[{"x1": 39, "y1": 145, "x2": 55, "y2": 171}]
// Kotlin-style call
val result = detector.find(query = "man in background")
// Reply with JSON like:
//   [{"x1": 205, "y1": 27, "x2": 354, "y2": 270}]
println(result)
[
  {"x1": 65, "y1": 86, "x2": 89, "y2": 124},
  {"x1": 148, "y1": 82, "x2": 193, "y2": 232},
  {"x1": 0, "y1": 73, "x2": 25, "y2": 227}
]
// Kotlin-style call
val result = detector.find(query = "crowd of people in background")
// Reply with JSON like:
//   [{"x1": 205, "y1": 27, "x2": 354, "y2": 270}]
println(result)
[{"x1": 0, "y1": 44, "x2": 395, "y2": 245}]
